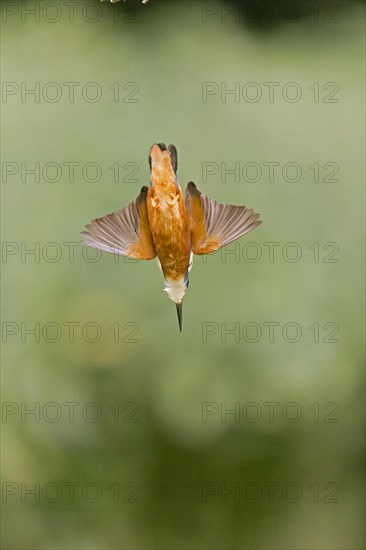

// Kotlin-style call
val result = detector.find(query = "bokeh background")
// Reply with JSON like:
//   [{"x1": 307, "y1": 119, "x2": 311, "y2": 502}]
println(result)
[{"x1": 1, "y1": 0, "x2": 365, "y2": 548}]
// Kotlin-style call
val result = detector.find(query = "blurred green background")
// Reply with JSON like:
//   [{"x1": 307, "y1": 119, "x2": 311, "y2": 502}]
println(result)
[{"x1": 1, "y1": 1, "x2": 365, "y2": 548}]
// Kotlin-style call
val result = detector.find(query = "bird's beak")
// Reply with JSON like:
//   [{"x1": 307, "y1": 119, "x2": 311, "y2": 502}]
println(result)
[{"x1": 176, "y1": 302, "x2": 183, "y2": 333}]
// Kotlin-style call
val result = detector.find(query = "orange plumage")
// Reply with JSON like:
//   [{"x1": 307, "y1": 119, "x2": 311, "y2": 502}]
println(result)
[
  {"x1": 147, "y1": 144, "x2": 191, "y2": 282},
  {"x1": 81, "y1": 143, "x2": 262, "y2": 331}
]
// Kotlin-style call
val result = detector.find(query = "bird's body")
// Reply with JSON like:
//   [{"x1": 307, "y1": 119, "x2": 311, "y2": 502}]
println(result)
[
  {"x1": 81, "y1": 143, "x2": 262, "y2": 331},
  {"x1": 147, "y1": 145, "x2": 191, "y2": 303}
]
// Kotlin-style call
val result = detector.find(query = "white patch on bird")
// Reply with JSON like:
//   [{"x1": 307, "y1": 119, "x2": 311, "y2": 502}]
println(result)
[
  {"x1": 164, "y1": 277, "x2": 187, "y2": 304},
  {"x1": 188, "y1": 251, "x2": 193, "y2": 272}
]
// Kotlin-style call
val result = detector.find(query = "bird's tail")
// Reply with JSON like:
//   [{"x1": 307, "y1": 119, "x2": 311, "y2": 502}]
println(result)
[{"x1": 149, "y1": 143, "x2": 177, "y2": 178}]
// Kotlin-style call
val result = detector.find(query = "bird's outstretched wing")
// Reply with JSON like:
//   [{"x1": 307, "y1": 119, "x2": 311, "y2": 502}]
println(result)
[
  {"x1": 81, "y1": 186, "x2": 156, "y2": 259},
  {"x1": 185, "y1": 181, "x2": 262, "y2": 255}
]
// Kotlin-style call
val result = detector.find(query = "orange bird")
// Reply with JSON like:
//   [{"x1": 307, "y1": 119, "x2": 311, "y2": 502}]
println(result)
[{"x1": 81, "y1": 143, "x2": 262, "y2": 331}]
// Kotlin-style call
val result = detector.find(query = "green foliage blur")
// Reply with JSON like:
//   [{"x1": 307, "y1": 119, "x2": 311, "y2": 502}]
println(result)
[{"x1": 1, "y1": 1, "x2": 364, "y2": 548}]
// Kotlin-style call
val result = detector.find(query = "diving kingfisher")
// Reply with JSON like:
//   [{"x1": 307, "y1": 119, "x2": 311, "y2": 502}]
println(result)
[{"x1": 81, "y1": 143, "x2": 262, "y2": 332}]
